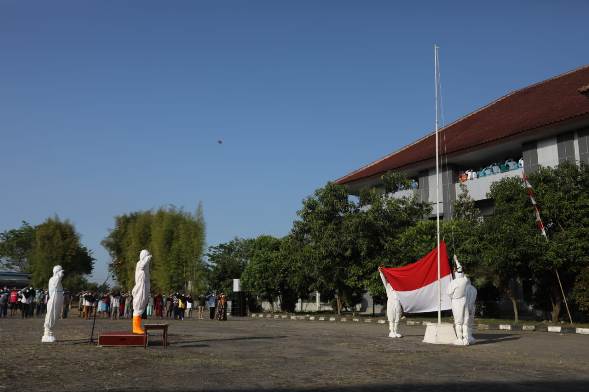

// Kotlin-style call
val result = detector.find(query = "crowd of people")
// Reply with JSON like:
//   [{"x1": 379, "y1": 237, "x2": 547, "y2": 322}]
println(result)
[
  {"x1": 458, "y1": 158, "x2": 523, "y2": 183},
  {"x1": 1, "y1": 286, "x2": 228, "y2": 321},
  {"x1": 75, "y1": 290, "x2": 228, "y2": 321},
  {"x1": 0, "y1": 286, "x2": 72, "y2": 319}
]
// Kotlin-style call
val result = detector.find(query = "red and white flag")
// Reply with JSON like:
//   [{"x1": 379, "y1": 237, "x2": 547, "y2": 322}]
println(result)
[{"x1": 380, "y1": 241, "x2": 452, "y2": 313}]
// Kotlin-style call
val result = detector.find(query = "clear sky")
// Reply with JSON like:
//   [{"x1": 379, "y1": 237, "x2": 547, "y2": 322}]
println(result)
[{"x1": 1, "y1": 0, "x2": 588, "y2": 282}]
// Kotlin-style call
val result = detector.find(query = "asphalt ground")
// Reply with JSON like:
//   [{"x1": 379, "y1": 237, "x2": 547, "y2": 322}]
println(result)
[{"x1": 0, "y1": 315, "x2": 588, "y2": 392}]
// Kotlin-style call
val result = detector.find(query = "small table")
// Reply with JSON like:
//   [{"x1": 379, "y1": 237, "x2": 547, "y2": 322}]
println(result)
[{"x1": 144, "y1": 324, "x2": 168, "y2": 349}]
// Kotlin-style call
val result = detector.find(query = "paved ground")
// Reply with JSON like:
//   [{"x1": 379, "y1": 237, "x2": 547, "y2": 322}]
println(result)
[{"x1": 0, "y1": 315, "x2": 588, "y2": 392}]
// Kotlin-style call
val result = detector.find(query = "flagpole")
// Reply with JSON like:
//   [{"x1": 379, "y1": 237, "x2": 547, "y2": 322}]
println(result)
[{"x1": 434, "y1": 44, "x2": 441, "y2": 325}]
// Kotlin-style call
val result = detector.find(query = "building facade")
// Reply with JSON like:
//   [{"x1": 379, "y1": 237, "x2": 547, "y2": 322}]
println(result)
[{"x1": 336, "y1": 65, "x2": 589, "y2": 218}]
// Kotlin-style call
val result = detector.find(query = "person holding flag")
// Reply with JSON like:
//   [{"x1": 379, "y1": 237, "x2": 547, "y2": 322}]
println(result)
[
  {"x1": 448, "y1": 255, "x2": 477, "y2": 345},
  {"x1": 379, "y1": 267, "x2": 403, "y2": 338}
]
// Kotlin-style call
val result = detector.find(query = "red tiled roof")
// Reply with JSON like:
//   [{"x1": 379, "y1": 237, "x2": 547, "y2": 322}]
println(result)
[{"x1": 336, "y1": 65, "x2": 589, "y2": 185}]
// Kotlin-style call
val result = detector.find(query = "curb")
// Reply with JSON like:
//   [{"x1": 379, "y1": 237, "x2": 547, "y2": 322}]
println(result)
[{"x1": 249, "y1": 314, "x2": 588, "y2": 335}]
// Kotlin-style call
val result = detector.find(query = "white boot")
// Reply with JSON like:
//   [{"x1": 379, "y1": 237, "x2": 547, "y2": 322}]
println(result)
[
  {"x1": 454, "y1": 324, "x2": 464, "y2": 345},
  {"x1": 41, "y1": 328, "x2": 56, "y2": 343},
  {"x1": 465, "y1": 324, "x2": 476, "y2": 345},
  {"x1": 462, "y1": 325, "x2": 471, "y2": 346},
  {"x1": 388, "y1": 322, "x2": 398, "y2": 338},
  {"x1": 393, "y1": 322, "x2": 403, "y2": 338}
]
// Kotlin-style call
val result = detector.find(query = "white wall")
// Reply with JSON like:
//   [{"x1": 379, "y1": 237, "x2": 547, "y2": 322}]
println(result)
[
  {"x1": 536, "y1": 137, "x2": 559, "y2": 167},
  {"x1": 457, "y1": 168, "x2": 523, "y2": 201}
]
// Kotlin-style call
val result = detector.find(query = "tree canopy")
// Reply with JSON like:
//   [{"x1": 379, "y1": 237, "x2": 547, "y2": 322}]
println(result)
[
  {"x1": 229, "y1": 163, "x2": 589, "y2": 322},
  {"x1": 0, "y1": 221, "x2": 35, "y2": 271},
  {"x1": 206, "y1": 237, "x2": 253, "y2": 294},
  {"x1": 1, "y1": 217, "x2": 94, "y2": 289},
  {"x1": 102, "y1": 205, "x2": 206, "y2": 293}
]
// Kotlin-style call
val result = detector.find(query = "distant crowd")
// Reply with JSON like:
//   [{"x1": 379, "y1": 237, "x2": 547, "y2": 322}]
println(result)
[
  {"x1": 1, "y1": 286, "x2": 228, "y2": 321},
  {"x1": 78, "y1": 291, "x2": 228, "y2": 321},
  {"x1": 0, "y1": 286, "x2": 72, "y2": 319}
]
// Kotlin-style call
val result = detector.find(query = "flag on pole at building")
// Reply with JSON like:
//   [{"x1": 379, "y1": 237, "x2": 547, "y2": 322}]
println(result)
[
  {"x1": 522, "y1": 171, "x2": 548, "y2": 239},
  {"x1": 380, "y1": 241, "x2": 452, "y2": 313}
]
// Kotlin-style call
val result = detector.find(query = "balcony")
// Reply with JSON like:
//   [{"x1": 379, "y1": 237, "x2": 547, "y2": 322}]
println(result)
[
  {"x1": 456, "y1": 167, "x2": 523, "y2": 201},
  {"x1": 388, "y1": 189, "x2": 418, "y2": 200}
]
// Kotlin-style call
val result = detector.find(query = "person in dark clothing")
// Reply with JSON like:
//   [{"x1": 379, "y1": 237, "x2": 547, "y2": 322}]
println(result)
[
  {"x1": 166, "y1": 293, "x2": 173, "y2": 318},
  {"x1": 0, "y1": 287, "x2": 8, "y2": 318},
  {"x1": 172, "y1": 292, "x2": 180, "y2": 320},
  {"x1": 21, "y1": 287, "x2": 34, "y2": 318},
  {"x1": 62, "y1": 290, "x2": 71, "y2": 318},
  {"x1": 198, "y1": 294, "x2": 206, "y2": 319},
  {"x1": 154, "y1": 293, "x2": 163, "y2": 318}
]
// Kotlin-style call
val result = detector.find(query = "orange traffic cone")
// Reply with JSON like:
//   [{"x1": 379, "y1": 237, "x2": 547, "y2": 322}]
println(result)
[{"x1": 132, "y1": 315, "x2": 144, "y2": 334}]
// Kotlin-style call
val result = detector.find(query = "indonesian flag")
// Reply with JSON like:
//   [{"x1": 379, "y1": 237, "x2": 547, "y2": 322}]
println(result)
[{"x1": 380, "y1": 241, "x2": 452, "y2": 313}]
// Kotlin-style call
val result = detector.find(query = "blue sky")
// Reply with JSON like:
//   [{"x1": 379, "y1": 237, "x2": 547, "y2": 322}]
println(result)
[{"x1": 1, "y1": 0, "x2": 588, "y2": 282}]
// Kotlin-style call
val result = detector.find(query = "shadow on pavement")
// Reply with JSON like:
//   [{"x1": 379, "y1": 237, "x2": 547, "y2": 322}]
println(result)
[
  {"x1": 473, "y1": 333, "x2": 520, "y2": 345},
  {"x1": 171, "y1": 335, "x2": 287, "y2": 348},
  {"x1": 99, "y1": 380, "x2": 589, "y2": 392}
]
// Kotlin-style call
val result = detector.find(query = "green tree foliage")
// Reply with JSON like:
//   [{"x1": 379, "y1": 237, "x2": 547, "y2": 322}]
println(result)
[
  {"x1": 476, "y1": 177, "x2": 543, "y2": 322},
  {"x1": 454, "y1": 183, "x2": 481, "y2": 222},
  {"x1": 206, "y1": 237, "x2": 253, "y2": 294},
  {"x1": 573, "y1": 266, "x2": 589, "y2": 312},
  {"x1": 0, "y1": 221, "x2": 35, "y2": 271},
  {"x1": 240, "y1": 235, "x2": 315, "y2": 312},
  {"x1": 455, "y1": 163, "x2": 589, "y2": 322},
  {"x1": 277, "y1": 235, "x2": 315, "y2": 311},
  {"x1": 291, "y1": 182, "x2": 359, "y2": 314},
  {"x1": 354, "y1": 182, "x2": 431, "y2": 299},
  {"x1": 528, "y1": 162, "x2": 589, "y2": 321},
  {"x1": 29, "y1": 217, "x2": 94, "y2": 288},
  {"x1": 241, "y1": 235, "x2": 283, "y2": 308},
  {"x1": 289, "y1": 177, "x2": 431, "y2": 314},
  {"x1": 102, "y1": 206, "x2": 206, "y2": 293},
  {"x1": 449, "y1": 185, "x2": 488, "y2": 283}
]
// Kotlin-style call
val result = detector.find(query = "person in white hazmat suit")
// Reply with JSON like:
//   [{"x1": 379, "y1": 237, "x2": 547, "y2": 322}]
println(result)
[
  {"x1": 41, "y1": 265, "x2": 64, "y2": 343},
  {"x1": 448, "y1": 255, "x2": 477, "y2": 345},
  {"x1": 132, "y1": 249, "x2": 152, "y2": 334},
  {"x1": 379, "y1": 268, "x2": 403, "y2": 338},
  {"x1": 464, "y1": 280, "x2": 477, "y2": 344}
]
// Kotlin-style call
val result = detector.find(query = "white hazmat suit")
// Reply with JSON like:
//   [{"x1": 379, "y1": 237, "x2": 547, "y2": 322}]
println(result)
[
  {"x1": 448, "y1": 256, "x2": 477, "y2": 345},
  {"x1": 379, "y1": 270, "x2": 403, "y2": 338},
  {"x1": 464, "y1": 284, "x2": 477, "y2": 344},
  {"x1": 131, "y1": 249, "x2": 152, "y2": 334},
  {"x1": 41, "y1": 265, "x2": 64, "y2": 343}
]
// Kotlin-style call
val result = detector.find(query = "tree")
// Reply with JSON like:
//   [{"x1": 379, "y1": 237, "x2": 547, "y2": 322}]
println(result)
[
  {"x1": 289, "y1": 175, "x2": 431, "y2": 314},
  {"x1": 277, "y1": 235, "x2": 315, "y2": 312},
  {"x1": 0, "y1": 221, "x2": 35, "y2": 271},
  {"x1": 29, "y1": 217, "x2": 95, "y2": 288},
  {"x1": 573, "y1": 266, "x2": 589, "y2": 313},
  {"x1": 241, "y1": 234, "x2": 316, "y2": 313},
  {"x1": 103, "y1": 206, "x2": 206, "y2": 293},
  {"x1": 477, "y1": 177, "x2": 543, "y2": 322},
  {"x1": 454, "y1": 183, "x2": 481, "y2": 222},
  {"x1": 206, "y1": 238, "x2": 253, "y2": 294},
  {"x1": 354, "y1": 180, "x2": 431, "y2": 299},
  {"x1": 528, "y1": 162, "x2": 589, "y2": 322},
  {"x1": 291, "y1": 182, "x2": 359, "y2": 315},
  {"x1": 241, "y1": 236, "x2": 282, "y2": 309}
]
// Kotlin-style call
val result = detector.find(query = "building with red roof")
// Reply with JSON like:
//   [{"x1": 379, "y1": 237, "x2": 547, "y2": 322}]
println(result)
[{"x1": 335, "y1": 65, "x2": 589, "y2": 218}]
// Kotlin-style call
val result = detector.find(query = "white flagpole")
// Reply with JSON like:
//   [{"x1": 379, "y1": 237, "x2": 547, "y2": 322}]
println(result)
[{"x1": 434, "y1": 45, "x2": 441, "y2": 325}]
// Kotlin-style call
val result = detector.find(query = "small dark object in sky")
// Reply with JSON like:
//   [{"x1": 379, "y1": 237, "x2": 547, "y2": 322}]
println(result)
[{"x1": 217, "y1": 140, "x2": 223, "y2": 144}]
